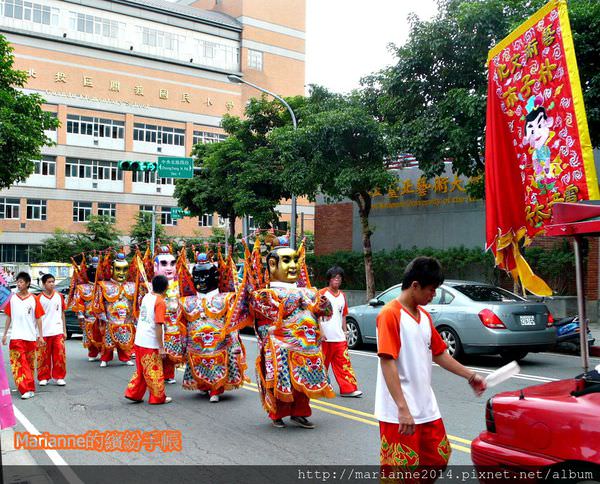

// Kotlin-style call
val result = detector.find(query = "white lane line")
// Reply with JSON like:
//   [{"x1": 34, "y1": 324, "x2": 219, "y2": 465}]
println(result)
[
  {"x1": 13, "y1": 405, "x2": 85, "y2": 484},
  {"x1": 242, "y1": 335, "x2": 560, "y2": 383}
]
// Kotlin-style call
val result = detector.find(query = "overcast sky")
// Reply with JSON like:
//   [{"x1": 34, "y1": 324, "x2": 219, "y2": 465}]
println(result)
[{"x1": 305, "y1": 0, "x2": 438, "y2": 94}]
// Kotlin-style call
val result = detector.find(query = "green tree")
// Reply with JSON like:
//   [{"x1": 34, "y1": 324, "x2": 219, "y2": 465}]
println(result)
[
  {"x1": 273, "y1": 88, "x2": 396, "y2": 299},
  {"x1": 34, "y1": 216, "x2": 121, "y2": 262},
  {"x1": 0, "y1": 35, "x2": 59, "y2": 189},
  {"x1": 362, "y1": 0, "x2": 600, "y2": 197},
  {"x1": 129, "y1": 212, "x2": 168, "y2": 247}
]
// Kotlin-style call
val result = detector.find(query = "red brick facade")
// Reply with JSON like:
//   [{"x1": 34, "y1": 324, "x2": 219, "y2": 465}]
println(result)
[{"x1": 314, "y1": 203, "x2": 353, "y2": 255}]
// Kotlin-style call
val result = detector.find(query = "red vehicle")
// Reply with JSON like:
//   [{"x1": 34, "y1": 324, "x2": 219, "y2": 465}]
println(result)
[{"x1": 472, "y1": 203, "x2": 600, "y2": 483}]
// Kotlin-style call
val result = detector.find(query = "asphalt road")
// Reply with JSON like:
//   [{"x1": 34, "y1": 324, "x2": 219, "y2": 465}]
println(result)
[{"x1": 2, "y1": 319, "x2": 599, "y2": 473}]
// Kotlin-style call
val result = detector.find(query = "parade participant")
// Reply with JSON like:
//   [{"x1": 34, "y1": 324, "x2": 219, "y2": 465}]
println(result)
[
  {"x1": 247, "y1": 240, "x2": 335, "y2": 429},
  {"x1": 1, "y1": 272, "x2": 44, "y2": 399},
  {"x1": 318, "y1": 266, "x2": 362, "y2": 398},
  {"x1": 70, "y1": 256, "x2": 103, "y2": 361},
  {"x1": 376, "y1": 257, "x2": 486, "y2": 480},
  {"x1": 180, "y1": 252, "x2": 247, "y2": 403},
  {"x1": 154, "y1": 246, "x2": 184, "y2": 384},
  {"x1": 94, "y1": 252, "x2": 136, "y2": 367},
  {"x1": 37, "y1": 274, "x2": 67, "y2": 386},
  {"x1": 125, "y1": 275, "x2": 171, "y2": 405}
]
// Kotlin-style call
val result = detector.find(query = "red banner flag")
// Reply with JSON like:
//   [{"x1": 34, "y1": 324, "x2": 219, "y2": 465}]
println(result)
[{"x1": 485, "y1": 0, "x2": 598, "y2": 296}]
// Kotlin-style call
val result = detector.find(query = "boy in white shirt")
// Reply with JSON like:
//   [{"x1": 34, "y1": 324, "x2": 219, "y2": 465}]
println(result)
[
  {"x1": 37, "y1": 274, "x2": 67, "y2": 387},
  {"x1": 124, "y1": 275, "x2": 171, "y2": 405},
  {"x1": 318, "y1": 266, "x2": 362, "y2": 397},
  {"x1": 376, "y1": 257, "x2": 486, "y2": 479},
  {"x1": 2, "y1": 272, "x2": 45, "y2": 399}
]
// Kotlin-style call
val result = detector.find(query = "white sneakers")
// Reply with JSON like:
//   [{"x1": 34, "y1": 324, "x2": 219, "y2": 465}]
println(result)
[
  {"x1": 39, "y1": 380, "x2": 48, "y2": 386},
  {"x1": 165, "y1": 378, "x2": 176, "y2": 385},
  {"x1": 88, "y1": 355, "x2": 101, "y2": 362},
  {"x1": 56, "y1": 379, "x2": 66, "y2": 386},
  {"x1": 21, "y1": 391, "x2": 35, "y2": 400},
  {"x1": 340, "y1": 390, "x2": 364, "y2": 398},
  {"x1": 100, "y1": 361, "x2": 107, "y2": 368},
  {"x1": 125, "y1": 360, "x2": 135, "y2": 366},
  {"x1": 209, "y1": 395, "x2": 220, "y2": 403},
  {"x1": 164, "y1": 397, "x2": 172, "y2": 404}
]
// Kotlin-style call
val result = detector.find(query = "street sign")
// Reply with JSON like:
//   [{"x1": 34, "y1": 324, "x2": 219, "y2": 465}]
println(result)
[
  {"x1": 158, "y1": 157, "x2": 194, "y2": 179},
  {"x1": 170, "y1": 207, "x2": 191, "y2": 220}
]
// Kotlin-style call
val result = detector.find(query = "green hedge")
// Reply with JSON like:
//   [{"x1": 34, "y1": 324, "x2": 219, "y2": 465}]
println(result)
[{"x1": 306, "y1": 242, "x2": 575, "y2": 295}]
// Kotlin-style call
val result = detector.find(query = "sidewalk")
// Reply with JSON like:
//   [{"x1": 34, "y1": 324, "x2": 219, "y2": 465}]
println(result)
[{"x1": 1, "y1": 427, "x2": 53, "y2": 484}]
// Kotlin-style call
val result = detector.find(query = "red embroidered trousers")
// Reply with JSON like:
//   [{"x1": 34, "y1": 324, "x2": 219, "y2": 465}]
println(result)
[
  {"x1": 37, "y1": 334, "x2": 66, "y2": 381},
  {"x1": 9, "y1": 340, "x2": 37, "y2": 395},
  {"x1": 125, "y1": 345, "x2": 166, "y2": 404},
  {"x1": 322, "y1": 341, "x2": 358, "y2": 394}
]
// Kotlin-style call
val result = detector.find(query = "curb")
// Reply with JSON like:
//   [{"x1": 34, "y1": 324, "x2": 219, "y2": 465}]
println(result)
[{"x1": 1, "y1": 427, "x2": 53, "y2": 484}]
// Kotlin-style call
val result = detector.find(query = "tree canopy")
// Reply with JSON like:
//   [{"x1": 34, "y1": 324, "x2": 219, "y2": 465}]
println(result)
[{"x1": 0, "y1": 35, "x2": 59, "y2": 189}]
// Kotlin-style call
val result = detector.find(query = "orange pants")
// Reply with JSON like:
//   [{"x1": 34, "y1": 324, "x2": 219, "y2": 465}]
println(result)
[
  {"x1": 380, "y1": 419, "x2": 451, "y2": 483},
  {"x1": 322, "y1": 341, "x2": 358, "y2": 394},
  {"x1": 269, "y1": 388, "x2": 311, "y2": 420},
  {"x1": 9, "y1": 340, "x2": 37, "y2": 395},
  {"x1": 125, "y1": 345, "x2": 166, "y2": 404},
  {"x1": 101, "y1": 346, "x2": 131, "y2": 363},
  {"x1": 37, "y1": 334, "x2": 66, "y2": 381}
]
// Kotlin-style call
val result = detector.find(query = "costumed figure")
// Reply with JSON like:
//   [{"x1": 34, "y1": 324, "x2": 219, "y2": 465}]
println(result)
[
  {"x1": 154, "y1": 245, "x2": 185, "y2": 384},
  {"x1": 245, "y1": 238, "x2": 335, "y2": 428},
  {"x1": 179, "y1": 250, "x2": 248, "y2": 402},
  {"x1": 70, "y1": 256, "x2": 103, "y2": 361},
  {"x1": 94, "y1": 252, "x2": 136, "y2": 367}
]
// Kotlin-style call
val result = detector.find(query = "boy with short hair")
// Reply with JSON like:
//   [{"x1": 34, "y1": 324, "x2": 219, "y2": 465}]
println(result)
[
  {"x1": 125, "y1": 275, "x2": 171, "y2": 405},
  {"x1": 318, "y1": 266, "x2": 362, "y2": 397},
  {"x1": 2, "y1": 272, "x2": 45, "y2": 399},
  {"x1": 37, "y1": 274, "x2": 67, "y2": 386},
  {"x1": 375, "y1": 257, "x2": 486, "y2": 479}
]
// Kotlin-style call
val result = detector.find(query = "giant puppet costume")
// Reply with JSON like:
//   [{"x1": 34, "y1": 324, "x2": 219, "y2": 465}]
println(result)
[
  {"x1": 70, "y1": 256, "x2": 103, "y2": 360},
  {"x1": 153, "y1": 245, "x2": 185, "y2": 383},
  {"x1": 244, "y1": 239, "x2": 335, "y2": 428},
  {"x1": 94, "y1": 253, "x2": 136, "y2": 367},
  {"x1": 179, "y1": 251, "x2": 248, "y2": 402}
]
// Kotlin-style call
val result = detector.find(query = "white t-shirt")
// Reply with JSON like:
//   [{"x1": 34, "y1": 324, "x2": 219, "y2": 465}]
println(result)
[
  {"x1": 374, "y1": 300, "x2": 447, "y2": 424},
  {"x1": 38, "y1": 292, "x2": 66, "y2": 337},
  {"x1": 135, "y1": 293, "x2": 166, "y2": 349},
  {"x1": 5, "y1": 293, "x2": 44, "y2": 341},
  {"x1": 318, "y1": 288, "x2": 348, "y2": 342}
]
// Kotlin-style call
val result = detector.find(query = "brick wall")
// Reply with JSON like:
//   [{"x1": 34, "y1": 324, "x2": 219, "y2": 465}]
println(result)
[{"x1": 314, "y1": 203, "x2": 353, "y2": 255}]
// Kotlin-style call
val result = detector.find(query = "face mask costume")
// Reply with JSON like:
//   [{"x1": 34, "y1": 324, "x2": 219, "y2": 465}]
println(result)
[
  {"x1": 94, "y1": 252, "x2": 135, "y2": 365},
  {"x1": 154, "y1": 246, "x2": 177, "y2": 281},
  {"x1": 244, "y1": 240, "x2": 335, "y2": 423},
  {"x1": 70, "y1": 256, "x2": 102, "y2": 359},
  {"x1": 179, "y1": 251, "x2": 248, "y2": 400}
]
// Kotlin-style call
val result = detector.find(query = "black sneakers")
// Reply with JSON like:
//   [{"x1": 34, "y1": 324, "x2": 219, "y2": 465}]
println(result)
[
  {"x1": 272, "y1": 418, "x2": 286, "y2": 428},
  {"x1": 290, "y1": 416, "x2": 315, "y2": 429}
]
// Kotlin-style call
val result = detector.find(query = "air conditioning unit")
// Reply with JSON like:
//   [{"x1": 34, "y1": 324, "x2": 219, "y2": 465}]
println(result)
[
  {"x1": 156, "y1": 187, "x2": 162, "y2": 193},
  {"x1": 157, "y1": 147, "x2": 162, "y2": 153},
  {"x1": 20, "y1": 223, "x2": 26, "y2": 229},
  {"x1": 93, "y1": 182, "x2": 98, "y2": 188},
  {"x1": 93, "y1": 139, "x2": 99, "y2": 145}
]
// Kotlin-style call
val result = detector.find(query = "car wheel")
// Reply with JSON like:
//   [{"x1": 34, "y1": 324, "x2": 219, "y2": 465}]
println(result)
[
  {"x1": 346, "y1": 318, "x2": 362, "y2": 349},
  {"x1": 438, "y1": 327, "x2": 463, "y2": 359},
  {"x1": 66, "y1": 331, "x2": 73, "y2": 340},
  {"x1": 499, "y1": 349, "x2": 528, "y2": 362}
]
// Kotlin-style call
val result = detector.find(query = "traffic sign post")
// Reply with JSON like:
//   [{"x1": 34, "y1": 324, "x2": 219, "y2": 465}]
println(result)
[{"x1": 158, "y1": 157, "x2": 193, "y2": 179}]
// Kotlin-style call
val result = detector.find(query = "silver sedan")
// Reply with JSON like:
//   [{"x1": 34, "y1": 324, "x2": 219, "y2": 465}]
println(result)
[{"x1": 346, "y1": 280, "x2": 557, "y2": 361}]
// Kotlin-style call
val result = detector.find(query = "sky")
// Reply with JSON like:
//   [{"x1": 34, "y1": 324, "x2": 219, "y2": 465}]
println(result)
[{"x1": 305, "y1": 0, "x2": 439, "y2": 94}]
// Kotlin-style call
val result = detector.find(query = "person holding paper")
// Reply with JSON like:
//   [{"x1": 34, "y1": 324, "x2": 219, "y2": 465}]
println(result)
[{"x1": 375, "y1": 257, "x2": 486, "y2": 481}]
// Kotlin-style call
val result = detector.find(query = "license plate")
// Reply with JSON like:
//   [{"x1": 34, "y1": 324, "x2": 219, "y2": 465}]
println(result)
[{"x1": 519, "y1": 315, "x2": 536, "y2": 326}]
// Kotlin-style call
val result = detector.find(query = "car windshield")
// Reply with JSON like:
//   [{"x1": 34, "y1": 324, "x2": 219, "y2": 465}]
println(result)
[
  {"x1": 452, "y1": 285, "x2": 525, "y2": 302},
  {"x1": 378, "y1": 286, "x2": 401, "y2": 304}
]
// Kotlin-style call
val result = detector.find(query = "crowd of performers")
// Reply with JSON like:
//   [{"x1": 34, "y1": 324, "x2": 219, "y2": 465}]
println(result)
[{"x1": 44, "y1": 236, "x2": 360, "y2": 428}]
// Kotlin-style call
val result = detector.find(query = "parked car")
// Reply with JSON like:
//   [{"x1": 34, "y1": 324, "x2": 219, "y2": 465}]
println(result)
[
  {"x1": 346, "y1": 280, "x2": 556, "y2": 360},
  {"x1": 471, "y1": 371, "x2": 600, "y2": 483},
  {"x1": 9, "y1": 282, "x2": 43, "y2": 295}
]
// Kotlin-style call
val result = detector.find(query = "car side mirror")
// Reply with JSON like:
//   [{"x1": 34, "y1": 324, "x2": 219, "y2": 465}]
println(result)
[{"x1": 368, "y1": 298, "x2": 383, "y2": 307}]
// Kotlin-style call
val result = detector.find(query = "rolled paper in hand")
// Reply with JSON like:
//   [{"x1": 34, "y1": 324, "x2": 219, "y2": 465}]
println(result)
[{"x1": 485, "y1": 361, "x2": 521, "y2": 388}]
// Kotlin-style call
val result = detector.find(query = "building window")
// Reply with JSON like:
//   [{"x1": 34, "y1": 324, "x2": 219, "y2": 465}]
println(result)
[
  {"x1": 133, "y1": 123, "x2": 185, "y2": 146},
  {"x1": 66, "y1": 115, "x2": 124, "y2": 139},
  {"x1": 32, "y1": 156, "x2": 56, "y2": 176},
  {"x1": 73, "y1": 201, "x2": 92, "y2": 222},
  {"x1": 0, "y1": 244, "x2": 39, "y2": 263},
  {"x1": 192, "y1": 130, "x2": 226, "y2": 145},
  {"x1": 3, "y1": 0, "x2": 59, "y2": 26},
  {"x1": 198, "y1": 213, "x2": 213, "y2": 227},
  {"x1": 0, "y1": 198, "x2": 20, "y2": 220},
  {"x1": 44, "y1": 112, "x2": 58, "y2": 131},
  {"x1": 247, "y1": 216, "x2": 259, "y2": 231},
  {"x1": 248, "y1": 49, "x2": 263, "y2": 71},
  {"x1": 160, "y1": 207, "x2": 177, "y2": 226},
  {"x1": 139, "y1": 26, "x2": 181, "y2": 51},
  {"x1": 65, "y1": 159, "x2": 123, "y2": 181},
  {"x1": 218, "y1": 216, "x2": 228, "y2": 227},
  {"x1": 26, "y1": 199, "x2": 47, "y2": 221},
  {"x1": 132, "y1": 171, "x2": 174, "y2": 185},
  {"x1": 69, "y1": 12, "x2": 124, "y2": 39},
  {"x1": 97, "y1": 202, "x2": 116, "y2": 220}
]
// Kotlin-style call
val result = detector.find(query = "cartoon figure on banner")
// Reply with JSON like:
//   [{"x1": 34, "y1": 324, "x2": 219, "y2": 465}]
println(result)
[{"x1": 522, "y1": 94, "x2": 563, "y2": 195}]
